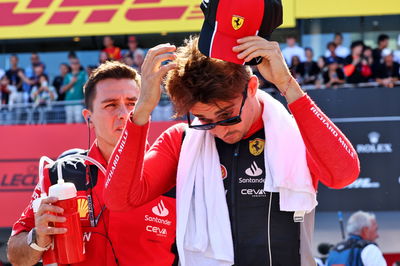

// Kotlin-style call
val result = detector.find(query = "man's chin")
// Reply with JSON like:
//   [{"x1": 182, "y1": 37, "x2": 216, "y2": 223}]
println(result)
[{"x1": 221, "y1": 133, "x2": 241, "y2": 144}]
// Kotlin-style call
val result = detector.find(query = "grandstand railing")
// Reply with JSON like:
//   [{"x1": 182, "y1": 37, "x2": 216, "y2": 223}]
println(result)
[{"x1": 1, "y1": 82, "x2": 399, "y2": 125}]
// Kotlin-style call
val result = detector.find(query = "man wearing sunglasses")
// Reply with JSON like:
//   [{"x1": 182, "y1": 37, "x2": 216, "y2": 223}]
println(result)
[
  {"x1": 8, "y1": 61, "x2": 178, "y2": 266},
  {"x1": 104, "y1": 36, "x2": 360, "y2": 265}
]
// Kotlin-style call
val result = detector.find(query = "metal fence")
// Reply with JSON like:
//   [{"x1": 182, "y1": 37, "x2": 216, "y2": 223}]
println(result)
[
  {"x1": 0, "y1": 98, "x2": 175, "y2": 125},
  {"x1": 1, "y1": 82, "x2": 399, "y2": 125}
]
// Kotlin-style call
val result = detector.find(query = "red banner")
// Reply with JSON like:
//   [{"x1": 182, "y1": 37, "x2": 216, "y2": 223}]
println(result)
[{"x1": 0, "y1": 121, "x2": 178, "y2": 227}]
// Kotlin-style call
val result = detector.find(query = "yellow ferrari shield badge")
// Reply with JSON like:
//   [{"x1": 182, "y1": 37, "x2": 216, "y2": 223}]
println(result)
[
  {"x1": 249, "y1": 138, "x2": 265, "y2": 156},
  {"x1": 232, "y1": 15, "x2": 244, "y2": 30}
]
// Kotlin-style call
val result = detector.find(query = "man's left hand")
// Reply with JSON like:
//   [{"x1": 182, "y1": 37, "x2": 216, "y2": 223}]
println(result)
[
  {"x1": 233, "y1": 36, "x2": 291, "y2": 91},
  {"x1": 233, "y1": 36, "x2": 304, "y2": 103}
]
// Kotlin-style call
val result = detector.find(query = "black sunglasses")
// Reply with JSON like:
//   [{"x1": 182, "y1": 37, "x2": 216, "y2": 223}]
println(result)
[{"x1": 187, "y1": 87, "x2": 248, "y2": 130}]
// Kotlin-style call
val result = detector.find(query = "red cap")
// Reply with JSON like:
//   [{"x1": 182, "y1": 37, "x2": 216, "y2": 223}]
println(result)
[
  {"x1": 128, "y1": 36, "x2": 137, "y2": 42},
  {"x1": 199, "y1": 0, "x2": 283, "y2": 65}
]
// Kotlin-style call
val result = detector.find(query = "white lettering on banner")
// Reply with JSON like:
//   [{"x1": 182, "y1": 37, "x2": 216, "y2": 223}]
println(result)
[
  {"x1": 83, "y1": 232, "x2": 92, "y2": 242},
  {"x1": 345, "y1": 178, "x2": 380, "y2": 189},
  {"x1": 144, "y1": 215, "x2": 172, "y2": 226},
  {"x1": 105, "y1": 129, "x2": 128, "y2": 188},
  {"x1": 146, "y1": 225, "x2": 167, "y2": 236},
  {"x1": 356, "y1": 132, "x2": 393, "y2": 154},
  {"x1": 356, "y1": 143, "x2": 393, "y2": 153}
]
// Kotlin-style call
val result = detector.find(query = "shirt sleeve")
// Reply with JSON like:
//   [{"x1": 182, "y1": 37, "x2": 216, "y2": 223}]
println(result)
[
  {"x1": 361, "y1": 244, "x2": 387, "y2": 266},
  {"x1": 11, "y1": 168, "x2": 52, "y2": 236},
  {"x1": 288, "y1": 94, "x2": 360, "y2": 189},
  {"x1": 104, "y1": 120, "x2": 185, "y2": 211}
]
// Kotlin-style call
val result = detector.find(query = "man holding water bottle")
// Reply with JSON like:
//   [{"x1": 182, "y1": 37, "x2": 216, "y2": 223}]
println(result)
[{"x1": 7, "y1": 61, "x2": 177, "y2": 266}]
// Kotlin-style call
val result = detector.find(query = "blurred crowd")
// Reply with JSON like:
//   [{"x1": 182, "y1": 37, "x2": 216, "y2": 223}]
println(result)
[
  {"x1": 0, "y1": 33, "x2": 400, "y2": 125},
  {"x1": 279, "y1": 33, "x2": 400, "y2": 89}
]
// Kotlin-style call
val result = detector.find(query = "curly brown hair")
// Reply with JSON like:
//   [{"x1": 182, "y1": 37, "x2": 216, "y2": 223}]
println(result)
[
  {"x1": 84, "y1": 61, "x2": 140, "y2": 110},
  {"x1": 165, "y1": 36, "x2": 252, "y2": 117}
]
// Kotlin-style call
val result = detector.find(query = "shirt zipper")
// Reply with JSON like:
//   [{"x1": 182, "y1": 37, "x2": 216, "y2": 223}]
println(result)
[{"x1": 231, "y1": 142, "x2": 240, "y2": 263}]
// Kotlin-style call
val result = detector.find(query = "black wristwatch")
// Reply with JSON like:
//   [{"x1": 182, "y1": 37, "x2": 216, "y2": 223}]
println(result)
[{"x1": 27, "y1": 228, "x2": 51, "y2": 252}]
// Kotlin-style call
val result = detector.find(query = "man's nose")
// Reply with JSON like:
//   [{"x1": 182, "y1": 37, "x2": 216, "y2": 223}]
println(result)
[
  {"x1": 118, "y1": 104, "x2": 130, "y2": 119},
  {"x1": 210, "y1": 125, "x2": 229, "y2": 138}
]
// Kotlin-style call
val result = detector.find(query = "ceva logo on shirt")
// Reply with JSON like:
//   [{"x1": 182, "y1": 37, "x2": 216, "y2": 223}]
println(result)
[{"x1": 152, "y1": 200, "x2": 169, "y2": 217}]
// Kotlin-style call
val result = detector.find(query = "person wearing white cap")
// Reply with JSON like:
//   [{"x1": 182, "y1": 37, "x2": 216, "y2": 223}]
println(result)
[{"x1": 374, "y1": 48, "x2": 400, "y2": 88}]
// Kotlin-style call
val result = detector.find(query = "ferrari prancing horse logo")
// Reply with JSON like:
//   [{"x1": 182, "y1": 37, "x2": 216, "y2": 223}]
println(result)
[
  {"x1": 232, "y1": 15, "x2": 244, "y2": 30},
  {"x1": 249, "y1": 138, "x2": 265, "y2": 156}
]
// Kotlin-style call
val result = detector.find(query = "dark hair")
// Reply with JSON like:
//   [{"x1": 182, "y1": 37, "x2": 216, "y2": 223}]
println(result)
[
  {"x1": 165, "y1": 36, "x2": 252, "y2": 117},
  {"x1": 83, "y1": 61, "x2": 140, "y2": 110},
  {"x1": 327, "y1": 41, "x2": 337, "y2": 49},
  {"x1": 351, "y1": 40, "x2": 364, "y2": 50},
  {"x1": 68, "y1": 51, "x2": 77, "y2": 59},
  {"x1": 377, "y1": 34, "x2": 389, "y2": 44},
  {"x1": 305, "y1": 47, "x2": 313, "y2": 53},
  {"x1": 334, "y1": 32, "x2": 343, "y2": 38},
  {"x1": 60, "y1": 63, "x2": 71, "y2": 73}
]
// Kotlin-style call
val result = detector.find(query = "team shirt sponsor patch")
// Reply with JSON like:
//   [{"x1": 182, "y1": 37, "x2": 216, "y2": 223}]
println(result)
[
  {"x1": 221, "y1": 164, "x2": 228, "y2": 179},
  {"x1": 249, "y1": 138, "x2": 265, "y2": 156},
  {"x1": 77, "y1": 196, "x2": 89, "y2": 219}
]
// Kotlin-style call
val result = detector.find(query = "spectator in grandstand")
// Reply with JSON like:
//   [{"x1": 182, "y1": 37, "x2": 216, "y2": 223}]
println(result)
[
  {"x1": 374, "y1": 49, "x2": 400, "y2": 88},
  {"x1": 323, "y1": 57, "x2": 346, "y2": 88},
  {"x1": 394, "y1": 34, "x2": 400, "y2": 64},
  {"x1": 52, "y1": 63, "x2": 70, "y2": 101},
  {"x1": 326, "y1": 211, "x2": 386, "y2": 266},
  {"x1": 326, "y1": 33, "x2": 350, "y2": 58},
  {"x1": 373, "y1": 34, "x2": 390, "y2": 65},
  {"x1": 0, "y1": 75, "x2": 15, "y2": 106},
  {"x1": 297, "y1": 47, "x2": 320, "y2": 85},
  {"x1": 344, "y1": 41, "x2": 372, "y2": 84},
  {"x1": 125, "y1": 36, "x2": 144, "y2": 60},
  {"x1": 289, "y1": 55, "x2": 301, "y2": 80},
  {"x1": 2, "y1": 74, "x2": 25, "y2": 124},
  {"x1": 122, "y1": 53, "x2": 135, "y2": 68},
  {"x1": 30, "y1": 74, "x2": 57, "y2": 124},
  {"x1": 133, "y1": 49, "x2": 145, "y2": 72},
  {"x1": 282, "y1": 35, "x2": 306, "y2": 64},
  {"x1": 86, "y1": 65, "x2": 97, "y2": 77},
  {"x1": 25, "y1": 53, "x2": 46, "y2": 79},
  {"x1": 60, "y1": 56, "x2": 87, "y2": 123},
  {"x1": 324, "y1": 42, "x2": 344, "y2": 65},
  {"x1": 363, "y1": 46, "x2": 374, "y2": 67},
  {"x1": 5, "y1": 54, "x2": 24, "y2": 93},
  {"x1": 315, "y1": 56, "x2": 327, "y2": 89},
  {"x1": 19, "y1": 63, "x2": 47, "y2": 94},
  {"x1": 99, "y1": 51, "x2": 109, "y2": 65},
  {"x1": 102, "y1": 36, "x2": 122, "y2": 61}
]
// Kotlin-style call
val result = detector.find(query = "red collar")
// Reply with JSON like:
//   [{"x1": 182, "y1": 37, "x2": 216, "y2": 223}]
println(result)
[
  {"x1": 86, "y1": 140, "x2": 107, "y2": 168},
  {"x1": 243, "y1": 102, "x2": 264, "y2": 139}
]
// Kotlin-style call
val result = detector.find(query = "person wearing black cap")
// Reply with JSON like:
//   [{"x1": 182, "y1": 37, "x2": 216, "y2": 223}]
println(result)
[
  {"x1": 323, "y1": 57, "x2": 345, "y2": 88},
  {"x1": 103, "y1": 1, "x2": 360, "y2": 266}
]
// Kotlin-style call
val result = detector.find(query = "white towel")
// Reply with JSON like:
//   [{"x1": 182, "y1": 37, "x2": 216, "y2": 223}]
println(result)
[{"x1": 176, "y1": 90, "x2": 317, "y2": 266}]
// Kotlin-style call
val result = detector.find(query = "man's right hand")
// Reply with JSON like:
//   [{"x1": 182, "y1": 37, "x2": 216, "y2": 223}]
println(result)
[
  {"x1": 132, "y1": 43, "x2": 177, "y2": 125},
  {"x1": 34, "y1": 196, "x2": 67, "y2": 247}
]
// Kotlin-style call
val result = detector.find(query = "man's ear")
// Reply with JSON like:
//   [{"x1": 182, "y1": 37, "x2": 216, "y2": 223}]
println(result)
[
  {"x1": 248, "y1": 75, "x2": 259, "y2": 97},
  {"x1": 359, "y1": 226, "x2": 368, "y2": 239},
  {"x1": 82, "y1": 109, "x2": 93, "y2": 128}
]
